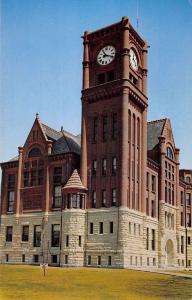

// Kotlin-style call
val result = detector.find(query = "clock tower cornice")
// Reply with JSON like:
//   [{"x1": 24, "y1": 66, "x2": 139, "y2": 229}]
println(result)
[{"x1": 81, "y1": 79, "x2": 148, "y2": 109}]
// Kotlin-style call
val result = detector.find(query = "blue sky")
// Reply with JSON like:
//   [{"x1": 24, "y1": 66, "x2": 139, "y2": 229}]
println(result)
[{"x1": 1, "y1": 0, "x2": 192, "y2": 168}]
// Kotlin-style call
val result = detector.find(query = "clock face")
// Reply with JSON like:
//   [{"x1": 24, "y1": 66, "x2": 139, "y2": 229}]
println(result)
[
  {"x1": 97, "y1": 45, "x2": 116, "y2": 66},
  {"x1": 130, "y1": 48, "x2": 138, "y2": 71}
]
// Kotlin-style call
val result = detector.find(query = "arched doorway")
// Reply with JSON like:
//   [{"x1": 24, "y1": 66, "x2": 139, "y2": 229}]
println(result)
[{"x1": 165, "y1": 239, "x2": 174, "y2": 267}]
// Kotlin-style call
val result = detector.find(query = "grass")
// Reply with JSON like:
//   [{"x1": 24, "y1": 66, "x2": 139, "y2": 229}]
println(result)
[{"x1": 0, "y1": 265, "x2": 192, "y2": 300}]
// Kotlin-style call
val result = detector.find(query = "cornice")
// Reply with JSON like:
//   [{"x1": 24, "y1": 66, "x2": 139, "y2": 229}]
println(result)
[{"x1": 81, "y1": 79, "x2": 148, "y2": 109}]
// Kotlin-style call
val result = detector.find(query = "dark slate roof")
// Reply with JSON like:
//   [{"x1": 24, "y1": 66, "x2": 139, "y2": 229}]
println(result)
[
  {"x1": 42, "y1": 123, "x2": 81, "y2": 155},
  {"x1": 147, "y1": 119, "x2": 166, "y2": 151},
  {"x1": 41, "y1": 123, "x2": 62, "y2": 141}
]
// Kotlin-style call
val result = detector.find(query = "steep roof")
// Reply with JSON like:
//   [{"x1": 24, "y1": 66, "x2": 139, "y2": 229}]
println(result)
[
  {"x1": 147, "y1": 119, "x2": 166, "y2": 151},
  {"x1": 63, "y1": 169, "x2": 87, "y2": 190},
  {"x1": 41, "y1": 123, "x2": 81, "y2": 155}
]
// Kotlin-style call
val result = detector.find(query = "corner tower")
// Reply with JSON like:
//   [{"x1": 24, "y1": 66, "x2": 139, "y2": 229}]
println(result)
[{"x1": 81, "y1": 17, "x2": 149, "y2": 212}]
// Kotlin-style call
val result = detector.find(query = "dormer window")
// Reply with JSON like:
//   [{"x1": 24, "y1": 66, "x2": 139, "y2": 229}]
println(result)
[{"x1": 166, "y1": 147, "x2": 174, "y2": 160}]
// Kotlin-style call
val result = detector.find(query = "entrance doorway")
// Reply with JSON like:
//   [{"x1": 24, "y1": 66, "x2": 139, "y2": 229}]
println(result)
[{"x1": 165, "y1": 239, "x2": 174, "y2": 267}]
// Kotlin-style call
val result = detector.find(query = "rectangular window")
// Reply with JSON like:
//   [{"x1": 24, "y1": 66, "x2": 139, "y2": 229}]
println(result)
[
  {"x1": 24, "y1": 162, "x2": 30, "y2": 169},
  {"x1": 52, "y1": 255, "x2": 58, "y2": 264},
  {"x1": 186, "y1": 193, "x2": 191, "y2": 206},
  {"x1": 98, "y1": 256, "x2": 101, "y2": 266},
  {"x1": 7, "y1": 191, "x2": 15, "y2": 213},
  {"x1": 108, "y1": 256, "x2": 112, "y2": 266},
  {"x1": 112, "y1": 113, "x2": 117, "y2": 140},
  {"x1": 8, "y1": 174, "x2": 15, "y2": 189},
  {"x1": 111, "y1": 188, "x2": 117, "y2": 206},
  {"x1": 38, "y1": 169, "x2": 44, "y2": 185},
  {"x1": 22, "y1": 225, "x2": 29, "y2": 242},
  {"x1": 92, "y1": 160, "x2": 97, "y2": 176},
  {"x1": 90, "y1": 223, "x2": 93, "y2": 234},
  {"x1": 53, "y1": 167, "x2": 62, "y2": 186},
  {"x1": 6, "y1": 254, "x2": 9, "y2": 262},
  {"x1": 181, "y1": 236, "x2": 184, "y2": 254},
  {"x1": 109, "y1": 222, "x2": 113, "y2": 234},
  {"x1": 92, "y1": 191, "x2": 96, "y2": 208},
  {"x1": 66, "y1": 235, "x2": 69, "y2": 247},
  {"x1": 152, "y1": 229, "x2": 155, "y2": 251},
  {"x1": 102, "y1": 116, "x2": 108, "y2": 142},
  {"x1": 93, "y1": 117, "x2": 98, "y2": 143},
  {"x1": 31, "y1": 170, "x2": 37, "y2": 186},
  {"x1": 99, "y1": 222, "x2": 103, "y2": 234},
  {"x1": 146, "y1": 227, "x2": 149, "y2": 250},
  {"x1": 65, "y1": 255, "x2": 68, "y2": 264},
  {"x1": 6, "y1": 226, "x2": 13, "y2": 242},
  {"x1": 102, "y1": 159, "x2": 107, "y2": 176},
  {"x1": 51, "y1": 224, "x2": 60, "y2": 247},
  {"x1": 147, "y1": 257, "x2": 150, "y2": 266},
  {"x1": 33, "y1": 255, "x2": 39, "y2": 263},
  {"x1": 98, "y1": 73, "x2": 105, "y2": 84},
  {"x1": 24, "y1": 171, "x2": 29, "y2": 187},
  {"x1": 88, "y1": 255, "x2": 91, "y2": 265},
  {"x1": 101, "y1": 190, "x2": 106, "y2": 207},
  {"x1": 107, "y1": 70, "x2": 115, "y2": 82},
  {"x1": 22, "y1": 254, "x2": 25, "y2": 263},
  {"x1": 146, "y1": 172, "x2": 149, "y2": 189},
  {"x1": 181, "y1": 191, "x2": 184, "y2": 205},
  {"x1": 146, "y1": 198, "x2": 149, "y2": 216},
  {"x1": 79, "y1": 236, "x2": 82, "y2": 247},
  {"x1": 151, "y1": 200, "x2": 155, "y2": 218},
  {"x1": 181, "y1": 212, "x2": 184, "y2": 226},
  {"x1": 187, "y1": 213, "x2": 191, "y2": 227},
  {"x1": 187, "y1": 236, "x2": 191, "y2": 245},
  {"x1": 34, "y1": 225, "x2": 41, "y2": 247},
  {"x1": 152, "y1": 175, "x2": 156, "y2": 192},
  {"x1": 165, "y1": 184, "x2": 167, "y2": 203},
  {"x1": 53, "y1": 186, "x2": 62, "y2": 208},
  {"x1": 153, "y1": 258, "x2": 156, "y2": 266},
  {"x1": 72, "y1": 193, "x2": 78, "y2": 208},
  {"x1": 31, "y1": 160, "x2": 38, "y2": 168},
  {"x1": 111, "y1": 156, "x2": 117, "y2": 175}
]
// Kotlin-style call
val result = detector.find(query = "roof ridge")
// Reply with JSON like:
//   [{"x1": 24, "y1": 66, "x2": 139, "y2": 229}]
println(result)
[{"x1": 41, "y1": 123, "x2": 60, "y2": 134}]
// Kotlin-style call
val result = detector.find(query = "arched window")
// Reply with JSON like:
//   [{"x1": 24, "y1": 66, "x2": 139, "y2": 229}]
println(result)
[
  {"x1": 186, "y1": 176, "x2": 191, "y2": 183},
  {"x1": 28, "y1": 147, "x2": 42, "y2": 158},
  {"x1": 166, "y1": 147, "x2": 174, "y2": 160}
]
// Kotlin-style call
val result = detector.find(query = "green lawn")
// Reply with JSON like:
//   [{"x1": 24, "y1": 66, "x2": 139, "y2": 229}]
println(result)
[{"x1": 0, "y1": 265, "x2": 192, "y2": 300}]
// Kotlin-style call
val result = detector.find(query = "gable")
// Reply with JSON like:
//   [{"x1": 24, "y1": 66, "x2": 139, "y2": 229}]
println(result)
[
  {"x1": 23, "y1": 116, "x2": 48, "y2": 156},
  {"x1": 161, "y1": 119, "x2": 175, "y2": 149}
]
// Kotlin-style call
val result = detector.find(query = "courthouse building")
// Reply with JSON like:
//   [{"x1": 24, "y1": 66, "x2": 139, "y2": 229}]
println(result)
[{"x1": 0, "y1": 17, "x2": 192, "y2": 269}]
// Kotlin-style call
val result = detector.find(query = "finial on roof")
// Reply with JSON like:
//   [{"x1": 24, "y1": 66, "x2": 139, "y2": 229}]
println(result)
[
  {"x1": 36, "y1": 113, "x2": 39, "y2": 119},
  {"x1": 61, "y1": 126, "x2": 64, "y2": 131}
]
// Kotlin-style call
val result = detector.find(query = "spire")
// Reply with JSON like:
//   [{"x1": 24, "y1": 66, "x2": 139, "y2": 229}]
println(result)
[{"x1": 63, "y1": 169, "x2": 87, "y2": 191}]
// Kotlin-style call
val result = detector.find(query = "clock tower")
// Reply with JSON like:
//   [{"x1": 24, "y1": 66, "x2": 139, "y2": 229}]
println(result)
[{"x1": 80, "y1": 16, "x2": 149, "y2": 213}]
